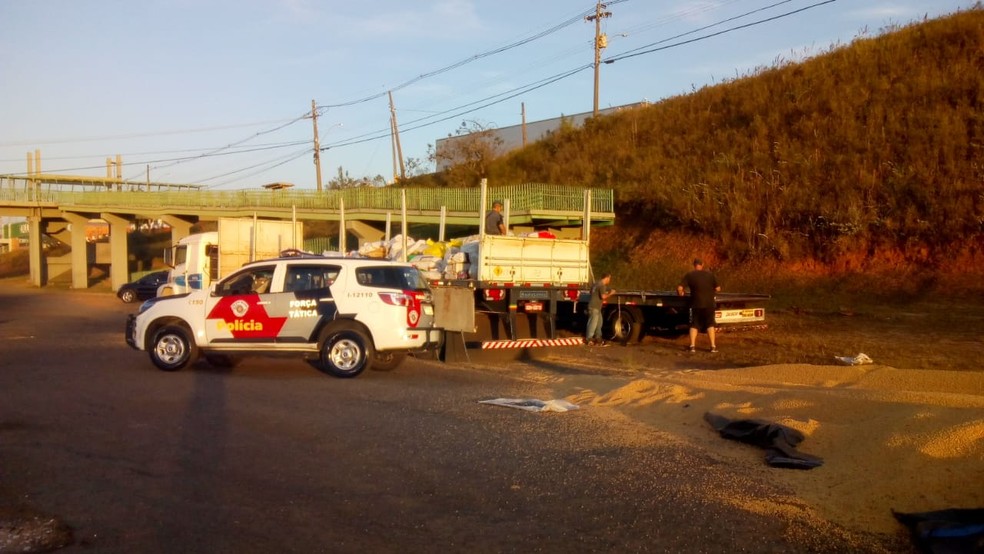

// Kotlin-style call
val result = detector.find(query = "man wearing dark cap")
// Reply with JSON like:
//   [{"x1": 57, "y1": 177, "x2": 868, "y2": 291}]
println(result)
[
  {"x1": 677, "y1": 258, "x2": 720, "y2": 352},
  {"x1": 485, "y1": 200, "x2": 506, "y2": 235}
]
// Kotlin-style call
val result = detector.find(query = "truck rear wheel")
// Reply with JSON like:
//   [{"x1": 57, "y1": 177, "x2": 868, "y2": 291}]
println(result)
[
  {"x1": 319, "y1": 323, "x2": 372, "y2": 378},
  {"x1": 606, "y1": 306, "x2": 643, "y2": 344},
  {"x1": 149, "y1": 324, "x2": 197, "y2": 371}
]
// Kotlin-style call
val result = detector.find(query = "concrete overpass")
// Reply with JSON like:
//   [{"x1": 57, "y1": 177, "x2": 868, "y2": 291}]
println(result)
[{"x1": 0, "y1": 175, "x2": 615, "y2": 291}]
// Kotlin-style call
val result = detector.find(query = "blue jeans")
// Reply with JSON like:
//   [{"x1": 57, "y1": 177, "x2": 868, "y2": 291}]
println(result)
[{"x1": 586, "y1": 308, "x2": 603, "y2": 341}]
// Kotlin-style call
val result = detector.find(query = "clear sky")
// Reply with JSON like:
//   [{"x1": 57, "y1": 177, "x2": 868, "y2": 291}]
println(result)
[{"x1": 0, "y1": 0, "x2": 972, "y2": 191}]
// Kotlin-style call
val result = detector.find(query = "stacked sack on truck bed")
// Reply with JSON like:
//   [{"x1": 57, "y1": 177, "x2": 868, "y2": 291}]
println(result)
[
  {"x1": 355, "y1": 231, "x2": 556, "y2": 281},
  {"x1": 356, "y1": 234, "x2": 473, "y2": 280}
]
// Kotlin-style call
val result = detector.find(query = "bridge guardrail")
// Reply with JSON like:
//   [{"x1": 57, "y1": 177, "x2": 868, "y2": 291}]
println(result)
[{"x1": 0, "y1": 182, "x2": 612, "y2": 214}]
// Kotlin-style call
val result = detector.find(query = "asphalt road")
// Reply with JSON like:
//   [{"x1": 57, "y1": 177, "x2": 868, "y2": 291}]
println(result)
[{"x1": 0, "y1": 280, "x2": 896, "y2": 553}]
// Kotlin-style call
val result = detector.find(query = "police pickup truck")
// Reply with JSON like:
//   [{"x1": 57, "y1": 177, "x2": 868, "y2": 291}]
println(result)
[{"x1": 125, "y1": 253, "x2": 440, "y2": 378}]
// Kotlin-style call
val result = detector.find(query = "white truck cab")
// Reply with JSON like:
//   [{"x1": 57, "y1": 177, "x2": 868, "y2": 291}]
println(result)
[{"x1": 159, "y1": 232, "x2": 218, "y2": 296}]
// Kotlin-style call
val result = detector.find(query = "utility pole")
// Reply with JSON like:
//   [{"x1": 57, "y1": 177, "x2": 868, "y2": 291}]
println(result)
[
  {"x1": 388, "y1": 91, "x2": 406, "y2": 183},
  {"x1": 105, "y1": 155, "x2": 122, "y2": 190},
  {"x1": 390, "y1": 116, "x2": 398, "y2": 184},
  {"x1": 521, "y1": 102, "x2": 528, "y2": 147},
  {"x1": 586, "y1": 1, "x2": 611, "y2": 117},
  {"x1": 310, "y1": 99, "x2": 324, "y2": 192}
]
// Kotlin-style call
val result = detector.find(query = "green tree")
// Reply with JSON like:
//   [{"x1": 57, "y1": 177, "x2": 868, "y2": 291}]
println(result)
[
  {"x1": 404, "y1": 157, "x2": 430, "y2": 178},
  {"x1": 429, "y1": 120, "x2": 505, "y2": 187},
  {"x1": 329, "y1": 167, "x2": 386, "y2": 188}
]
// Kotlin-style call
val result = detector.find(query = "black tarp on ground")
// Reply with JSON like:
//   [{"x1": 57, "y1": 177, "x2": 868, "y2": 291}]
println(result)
[
  {"x1": 704, "y1": 412, "x2": 824, "y2": 469},
  {"x1": 894, "y1": 508, "x2": 984, "y2": 554}
]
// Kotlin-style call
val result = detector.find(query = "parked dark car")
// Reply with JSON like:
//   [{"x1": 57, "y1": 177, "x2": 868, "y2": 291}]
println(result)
[{"x1": 117, "y1": 271, "x2": 168, "y2": 303}]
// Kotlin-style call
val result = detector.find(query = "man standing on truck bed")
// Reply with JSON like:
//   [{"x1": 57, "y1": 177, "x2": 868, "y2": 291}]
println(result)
[
  {"x1": 678, "y1": 258, "x2": 720, "y2": 353},
  {"x1": 586, "y1": 273, "x2": 614, "y2": 347},
  {"x1": 485, "y1": 200, "x2": 507, "y2": 235}
]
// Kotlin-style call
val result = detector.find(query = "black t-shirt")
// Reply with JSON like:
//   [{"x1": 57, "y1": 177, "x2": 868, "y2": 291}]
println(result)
[{"x1": 681, "y1": 270, "x2": 717, "y2": 309}]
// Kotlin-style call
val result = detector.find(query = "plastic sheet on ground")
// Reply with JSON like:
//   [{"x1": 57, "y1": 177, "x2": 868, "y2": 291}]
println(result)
[
  {"x1": 835, "y1": 352, "x2": 874, "y2": 365},
  {"x1": 893, "y1": 508, "x2": 984, "y2": 554},
  {"x1": 479, "y1": 398, "x2": 580, "y2": 413},
  {"x1": 704, "y1": 412, "x2": 824, "y2": 469}
]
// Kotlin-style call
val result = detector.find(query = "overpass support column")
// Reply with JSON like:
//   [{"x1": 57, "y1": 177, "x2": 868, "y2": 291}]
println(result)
[
  {"x1": 102, "y1": 213, "x2": 132, "y2": 291},
  {"x1": 161, "y1": 216, "x2": 194, "y2": 244},
  {"x1": 345, "y1": 220, "x2": 385, "y2": 245},
  {"x1": 27, "y1": 215, "x2": 46, "y2": 287},
  {"x1": 62, "y1": 213, "x2": 90, "y2": 290}
]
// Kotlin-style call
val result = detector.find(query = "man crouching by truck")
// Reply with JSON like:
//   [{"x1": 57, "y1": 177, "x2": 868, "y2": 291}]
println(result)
[
  {"x1": 585, "y1": 273, "x2": 614, "y2": 347},
  {"x1": 678, "y1": 258, "x2": 721, "y2": 353}
]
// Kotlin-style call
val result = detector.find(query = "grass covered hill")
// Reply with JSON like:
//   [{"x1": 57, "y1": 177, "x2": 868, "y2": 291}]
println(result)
[{"x1": 473, "y1": 7, "x2": 982, "y2": 272}]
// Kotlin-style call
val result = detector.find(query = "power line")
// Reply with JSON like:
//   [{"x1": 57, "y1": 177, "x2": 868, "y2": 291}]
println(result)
[
  {"x1": 194, "y1": 0, "x2": 843, "y2": 182},
  {"x1": 125, "y1": 112, "x2": 310, "y2": 181},
  {"x1": 1, "y1": 113, "x2": 310, "y2": 181},
  {"x1": 1, "y1": 140, "x2": 310, "y2": 178},
  {"x1": 606, "y1": 0, "x2": 839, "y2": 64},
  {"x1": 139, "y1": 113, "x2": 307, "y2": 169},
  {"x1": 322, "y1": 0, "x2": 841, "y2": 155},
  {"x1": 4, "y1": 2, "x2": 580, "y2": 180},
  {"x1": 0, "y1": 117, "x2": 299, "y2": 147},
  {"x1": 615, "y1": 0, "x2": 799, "y2": 58},
  {"x1": 322, "y1": 66, "x2": 593, "y2": 150},
  {"x1": 317, "y1": 2, "x2": 623, "y2": 110},
  {"x1": 615, "y1": 0, "x2": 747, "y2": 37},
  {"x1": 0, "y1": 140, "x2": 311, "y2": 163},
  {"x1": 15, "y1": 0, "x2": 843, "y2": 184},
  {"x1": 204, "y1": 147, "x2": 313, "y2": 189},
  {"x1": 323, "y1": 60, "x2": 603, "y2": 149}
]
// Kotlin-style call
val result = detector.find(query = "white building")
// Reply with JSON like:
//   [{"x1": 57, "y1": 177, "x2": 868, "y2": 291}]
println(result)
[{"x1": 433, "y1": 103, "x2": 646, "y2": 171}]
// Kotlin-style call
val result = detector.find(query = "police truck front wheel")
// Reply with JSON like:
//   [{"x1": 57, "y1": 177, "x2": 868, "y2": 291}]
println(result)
[
  {"x1": 149, "y1": 325, "x2": 197, "y2": 371},
  {"x1": 319, "y1": 324, "x2": 372, "y2": 378}
]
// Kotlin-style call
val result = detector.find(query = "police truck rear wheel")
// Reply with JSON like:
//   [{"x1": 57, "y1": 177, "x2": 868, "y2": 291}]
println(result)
[
  {"x1": 150, "y1": 325, "x2": 197, "y2": 371},
  {"x1": 319, "y1": 324, "x2": 372, "y2": 378}
]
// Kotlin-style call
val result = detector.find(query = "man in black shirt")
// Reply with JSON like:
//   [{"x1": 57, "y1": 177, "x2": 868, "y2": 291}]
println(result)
[{"x1": 678, "y1": 258, "x2": 721, "y2": 352}]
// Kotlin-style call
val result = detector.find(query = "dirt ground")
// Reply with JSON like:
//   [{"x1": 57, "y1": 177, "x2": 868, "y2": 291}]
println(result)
[
  {"x1": 514, "y1": 301, "x2": 984, "y2": 548},
  {"x1": 531, "y1": 345, "x2": 983, "y2": 533},
  {"x1": 1, "y1": 279, "x2": 982, "y2": 552},
  {"x1": 626, "y1": 299, "x2": 983, "y2": 373}
]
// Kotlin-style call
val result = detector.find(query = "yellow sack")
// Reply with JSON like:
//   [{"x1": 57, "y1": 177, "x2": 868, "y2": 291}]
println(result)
[{"x1": 422, "y1": 239, "x2": 447, "y2": 258}]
